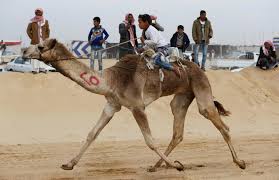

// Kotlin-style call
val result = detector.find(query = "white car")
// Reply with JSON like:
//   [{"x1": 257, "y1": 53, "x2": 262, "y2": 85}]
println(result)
[
  {"x1": 0, "y1": 50, "x2": 19, "y2": 63},
  {"x1": 237, "y1": 52, "x2": 259, "y2": 61},
  {"x1": 0, "y1": 65, "x2": 6, "y2": 72},
  {"x1": 5, "y1": 56, "x2": 56, "y2": 73}
]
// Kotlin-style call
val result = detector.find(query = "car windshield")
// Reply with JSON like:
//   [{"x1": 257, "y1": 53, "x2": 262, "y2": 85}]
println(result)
[
  {"x1": 14, "y1": 57, "x2": 31, "y2": 64},
  {"x1": 14, "y1": 57, "x2": 23, "y2": 64}
]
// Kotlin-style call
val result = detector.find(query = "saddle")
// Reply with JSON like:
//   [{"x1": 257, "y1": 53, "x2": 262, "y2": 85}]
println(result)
[{"x1": 141, "y1": 48, "x2": 187, "y2": 81}]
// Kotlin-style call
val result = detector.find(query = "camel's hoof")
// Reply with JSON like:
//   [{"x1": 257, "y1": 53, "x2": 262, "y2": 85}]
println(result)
[
  {"x1": 174, "y1": 160, "x2": 184, "y2": 171},
  {"x1": 147, "y1": 166, "x2": 157, "y2": 172},
  {"x1": 61, "y1": 164, "x2": 74, "y2": 170},
  {"x1": 237, "y1": 160, "x2": 246, "y2": 169}
]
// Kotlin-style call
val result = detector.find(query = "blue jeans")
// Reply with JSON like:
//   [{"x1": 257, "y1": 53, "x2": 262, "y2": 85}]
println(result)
[
  {"x1": 154, "y1": 46, "x2": 172, "y2": 70},
  {"x1": 154, "y1": 54, "x2": 172, "y2": 70},
  {"x1": 194, "y1": 41, "x2": 208, "y2": 67},
  {"x1": 90, "y1": 46, "x2": 103, "y2": 71}
]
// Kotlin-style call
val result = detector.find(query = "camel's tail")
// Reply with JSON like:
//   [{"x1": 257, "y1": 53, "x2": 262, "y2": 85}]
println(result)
[{"x1": 214, "y1": 100, "x2": 231, "y2": 116}]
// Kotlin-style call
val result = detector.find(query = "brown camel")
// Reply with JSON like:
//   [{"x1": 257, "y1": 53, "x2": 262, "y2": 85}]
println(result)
[{"x1": 22, "y1": 39, "x2": 246, "y2": 172}]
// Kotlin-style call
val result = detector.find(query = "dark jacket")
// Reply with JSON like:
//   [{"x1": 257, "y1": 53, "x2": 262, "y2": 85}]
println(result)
[
  {"x1": 192, "y1": 17, "x2": 213, "y2": 44},
  {"x1": 170, "y1": 32, "x2": 190, "y2": 52},
  {"x1": 88, "y1": 26, "x2": 109, "y2": 47},
  {"x1": 119, "y1": 23, "x2": 138, "y2": 47},
  {"x1": 0, "y1": 43, "x2": 6, "y2": 51},
  {"x1": 256, "y1": 47, "x2": 277, "y2": 66},
  {"x1": 27, "y1": 20, "x2": 50, "y2": 45},
  {"x1": 256, "y1": 47, "x2": 277, "y2": 69},
  {"x1": 118, "y1": 23, "x2": 138, "y2": 59},
  {"x1": 258, "y1": 47, "x2": 277, "y2": 60}
]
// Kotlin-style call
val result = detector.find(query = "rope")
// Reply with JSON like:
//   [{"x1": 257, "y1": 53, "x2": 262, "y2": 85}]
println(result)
[
  {"x1": 118, "y1": 46, "x2": 136, "y2": 51},
  {"x1": 82, "y1": 38, "x2": 140, "y2": 57},
  {"x1": 101, "y1": 38, "x2": 140, "y2": 52}
]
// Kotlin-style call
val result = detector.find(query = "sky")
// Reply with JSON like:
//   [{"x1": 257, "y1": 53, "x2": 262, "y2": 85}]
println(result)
[{"x1": 1, "y1": 0, "x2": 279, "y2": 46}]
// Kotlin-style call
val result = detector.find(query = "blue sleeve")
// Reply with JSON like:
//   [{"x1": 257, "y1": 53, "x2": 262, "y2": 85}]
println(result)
[
  {"x1": 103, "y1": 29, "x2": 109, "y2": 40},
  {"x1": 184, "y1": 33, "x2": 190, "y2": 49},
  {"x1": 88, "y1": 28, "x2": 92, "y2": 41}
]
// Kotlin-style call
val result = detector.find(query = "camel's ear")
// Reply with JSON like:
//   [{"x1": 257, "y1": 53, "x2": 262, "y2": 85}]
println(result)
[{"x1": 49, "y1": 39, "x2": 57, "y2": 49}]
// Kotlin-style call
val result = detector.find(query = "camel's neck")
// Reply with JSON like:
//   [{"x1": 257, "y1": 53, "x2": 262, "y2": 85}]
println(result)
[{"x1": 50, "y1": 59, "x2": 111, "y2": 96}]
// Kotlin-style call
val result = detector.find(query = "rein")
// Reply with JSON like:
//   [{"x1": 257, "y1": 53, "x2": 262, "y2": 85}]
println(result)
[
  {"x1": 44, "y1": 57, "x2": 76, "y2": 64},
  {"x1": 83, "y1": 38, "x2": 140, "y2": 57},
  {"x1": 43, "y1": 38, "x2": 140, "y2": 63},
  {"x1": 41, "y1": 48, "x2": 77, "y2": 64}
]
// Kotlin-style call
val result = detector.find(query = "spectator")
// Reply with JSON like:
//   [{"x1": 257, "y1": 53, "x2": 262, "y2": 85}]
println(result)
[
  {"x1": 119, "y1": 13, "x2": 138, "y2": 59},
  {"x1": 27, "y1": 8, "x2": 50, "y2": 45},
  {"x1": 0, "y1": 40, "x2": 7, "y2": 54},
  {"x1": 170, "y1": 25, "x2": 190, "y2": 58},
  {"x1": 0, "y1": 40, "x2": 7, "y2": 64},
  {"x1": 88, "y1": 17, "x2": 109, "y2": 71},
  {"x1": 192, "y1": 10, "x2": 213, "y2": 71},
  {"x1": 256, "y1": 40, "x2": 277, "y2": 70},
  {"x1": 27, "y1": 8, "x2": 49, "y2": 72},
  {"x1": 0, "y1": 40, "x2": 6, "y2": 51}
]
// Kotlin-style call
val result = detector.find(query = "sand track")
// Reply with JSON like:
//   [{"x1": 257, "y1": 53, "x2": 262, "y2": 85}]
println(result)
[
  {"x1": 0, "y1": 136, "x2": 278, "y2": 179},
  {"x1": 0, "y1": 60, "x2": 278, "y2": 179}
]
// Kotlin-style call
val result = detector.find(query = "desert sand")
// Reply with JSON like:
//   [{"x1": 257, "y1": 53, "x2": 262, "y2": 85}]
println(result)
[{"x1": 0, "y1": 59, "x2": 278, "y2": 179}]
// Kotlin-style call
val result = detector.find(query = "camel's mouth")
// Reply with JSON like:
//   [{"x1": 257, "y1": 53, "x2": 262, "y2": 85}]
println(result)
[
  {"x1": 22, "y1": 54, "x2": 40, "y2": 60},
  {"x1": 24, "y1": 55, "x2": 41, "y2": 59}
]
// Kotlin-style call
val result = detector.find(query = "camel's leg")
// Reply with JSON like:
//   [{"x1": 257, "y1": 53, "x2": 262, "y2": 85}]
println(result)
[
  {"x1": 132, "y1": 108, "x2": 184, "y2": 171},
  {"x1": 150, "y1": 93, "x2": 194, "y2": 171},
  {"x1": 193, "y1": 87, "x2": 246, "y2": 169},
  {"x1": 61, "y1": 102, "x2": 121, "y2": 170}
]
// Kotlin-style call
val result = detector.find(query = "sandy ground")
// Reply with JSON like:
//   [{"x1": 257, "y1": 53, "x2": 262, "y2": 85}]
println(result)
[{"x1": 0, "y1": 59, "x2": 279, "y2": 179}]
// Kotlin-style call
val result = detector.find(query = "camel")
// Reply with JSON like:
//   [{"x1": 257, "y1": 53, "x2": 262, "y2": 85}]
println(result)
[{"x1": 22, "y1": 39, "x2": 246, "y2": 172}]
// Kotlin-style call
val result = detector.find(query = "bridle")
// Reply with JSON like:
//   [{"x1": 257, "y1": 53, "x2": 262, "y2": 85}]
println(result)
[
  {"x1": 44, "y1": 57, "x2": 76, "y2": 65},
  {"x1": 37, "y1": 46, "x2": 76, "y2": 64}
]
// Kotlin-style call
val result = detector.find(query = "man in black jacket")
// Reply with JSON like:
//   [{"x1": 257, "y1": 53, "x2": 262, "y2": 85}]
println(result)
[
  {"x1": 0, "y1": 40, "x2": 7, "y2": 52},
  {"x1": 170, "y1": 25, "x2": 190, "y2": 58}
]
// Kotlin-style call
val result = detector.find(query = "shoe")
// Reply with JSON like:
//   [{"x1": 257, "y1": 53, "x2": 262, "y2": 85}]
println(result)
[{"x1": 201, "y1": 66, "x2": 206, "y2": 71}]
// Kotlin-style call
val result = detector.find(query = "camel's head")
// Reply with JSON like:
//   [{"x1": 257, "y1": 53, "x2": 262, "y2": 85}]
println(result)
[{"x1": 22, "y1": 38, "x2": 72, "y2": 63}]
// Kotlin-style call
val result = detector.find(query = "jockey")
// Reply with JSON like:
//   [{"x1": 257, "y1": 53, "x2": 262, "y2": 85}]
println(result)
[{"x1": 137, "y1": 14, "x2": 180, "y2": 77}]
